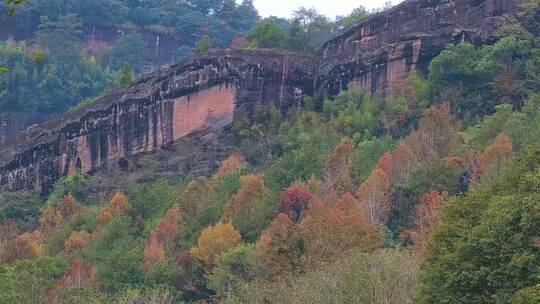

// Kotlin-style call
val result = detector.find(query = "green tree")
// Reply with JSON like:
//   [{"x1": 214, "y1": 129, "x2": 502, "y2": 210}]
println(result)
[
  {"x1": 83, "y1": 215, "x2": 143, "y2": 292},
  {"x1": 35, "y1": 14, "x2": 83, "y2": 55},
  {"x1": 118, "y1": 62, "x2": 134, "y2": 86},
  {"x1": 0, "y1": 256, "x2": 67, "y2": 303},
  {"x1": 420, "y1": 146, "x2": 540, "y2": 303},
  {"x1": 336, "y1": 6, "x2": 370, "y2": 28},
  {"x1": 110, "y1": 31, "x2": 147, "y2": 70},
  {"x1": 349, "y1": 136, "x2": 396, "y2": 184},
  {"x1": 194, "y1": 35, "x2": 213, "y2": 56},
  {"x1": 207, "y1": 245, "x2": 266, "y2": 297},
  {"x1": 248, "y1": 19, "x2": 285, "y2": 49},
  {"x1": 289, "y1": 7, "x2": 331, "y2": 53}
]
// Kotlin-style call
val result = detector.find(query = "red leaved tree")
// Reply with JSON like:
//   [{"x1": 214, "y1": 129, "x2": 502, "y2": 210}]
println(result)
[{"x1": 278, "y1": 184, "x2": 315, "y2": 223}]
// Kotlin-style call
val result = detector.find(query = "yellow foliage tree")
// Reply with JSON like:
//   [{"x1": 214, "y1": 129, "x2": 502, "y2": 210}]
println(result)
[
  {"x1": 2, "y1": 232, "x2": 43, "y2": 263},
  {"x1": 97, "y1": 192, "x2": 132, "y2": 226},
  {"x1": 64, "y1": 231, "x2": 93, "y2": 254},
  {"x1": 38, "y1": 206, "x2": 64, "y2": 231},
  {"x1": 191, "y1": 222, "x2": 242, "y2": 266}
]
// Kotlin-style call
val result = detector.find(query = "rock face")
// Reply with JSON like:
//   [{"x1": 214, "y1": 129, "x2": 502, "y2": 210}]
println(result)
[
  {"x1": 318, "y1": 0, "x2": 521, "y2": 97},
  {"x1": 0, "y1": 0, "x2": 522, "y2": 191},
  {"x1": 0, "y1": 49, "x2": 316, "y2": 191}
]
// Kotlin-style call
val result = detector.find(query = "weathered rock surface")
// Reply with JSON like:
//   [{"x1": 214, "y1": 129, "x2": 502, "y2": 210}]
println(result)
[
  {"x1": 318, "y1": 0, "x2": 521, "y2": 97},
  {"x1": 0, "y1": 0, "x2": 522, "y2": 191}
]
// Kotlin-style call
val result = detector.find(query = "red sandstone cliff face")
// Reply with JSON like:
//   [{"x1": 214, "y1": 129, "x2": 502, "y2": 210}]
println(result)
[
  {"x1": 318, "y1": 0, "x2": 521, "y2": 97},
  {"x1": 0, "y1": 0, "x2": 523, "y2": 191},
  {"x1": 0, "y1": 49, "x2": 316, "y2": 191}
]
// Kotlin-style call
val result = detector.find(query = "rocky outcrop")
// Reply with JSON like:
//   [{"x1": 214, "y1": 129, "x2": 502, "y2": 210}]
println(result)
[
  {"x1": 318, "y1": 0, "x2": 521, "y2": 97},
  {"x1": 0, "y1": 49, "x2": 316, "y2": 191},
  {"x1": 0, "y1": 0, "x2": 522, "y2": 191}
]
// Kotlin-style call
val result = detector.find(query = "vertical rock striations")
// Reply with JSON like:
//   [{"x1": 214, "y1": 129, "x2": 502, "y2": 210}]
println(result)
[{"x1": 318, "y1": 0, "x2": 521, "y2": 97}]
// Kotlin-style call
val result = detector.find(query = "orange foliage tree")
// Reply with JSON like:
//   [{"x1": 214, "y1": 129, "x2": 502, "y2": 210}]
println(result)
[
  {"x1": 256, "y1": 213, "x2": 306, "y2": 278},
  {"x1": 224, "y1": 174, "x2": 265, "y2": 220},
  {"x1": 403, "y1": 191, "x2": 445, "y2": 253},
  {"x1": 214, "y1": 152, "x2": 247, "y2": 178},
  {"x1": 356, "y1": 167, "x2": 392, "y2": 224},
  {"x1": 152, "y1": 204, "x2": 182, "y2": 250},
  {"x1": 108, "y1": 192, "x2": 132, "y2": 214},
  {"x1": 278, "y1": 184, "x2": 314, "y2": 223},
  {"x1": 324, "y1": 138, "x2": 355, "y2": 193},
  {"x1": 375, "y1": 152, "x2": 394, "y2": 177},
  {"x1": 191, "y1": 222, "x2": 242, "y2": 266},
  {"x1": 474, "y1": 132, "x2": 514, "y2": 183},
  {"x1": 300, "y1": 192, "x2": 381, "y2": 261},
  {"x1": 58, "y1": 194, "x2": 84, "y2": 220},
  {"x1": 143, "y1": 235, "x2": 166, "y2": 269},
  {"x1": 143, "y1": 204, "x2": 182, "y2": 268}
]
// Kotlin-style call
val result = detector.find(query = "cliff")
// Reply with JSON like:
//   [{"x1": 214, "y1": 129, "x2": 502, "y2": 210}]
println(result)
[
  {"x1": 0, "y1": 49, "x2": 316, "y2": 191},
  {"x1": 318, "y1": 0, "x2": 520, "y2": 97},
  {"x1": 0, "y1": 0, "x2": 522, "y2": 191}
]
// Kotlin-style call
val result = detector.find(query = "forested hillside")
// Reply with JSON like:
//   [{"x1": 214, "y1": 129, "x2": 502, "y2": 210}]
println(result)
[{"x1": 0, "y1": 0, "x2": 540, "y2": 303}]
